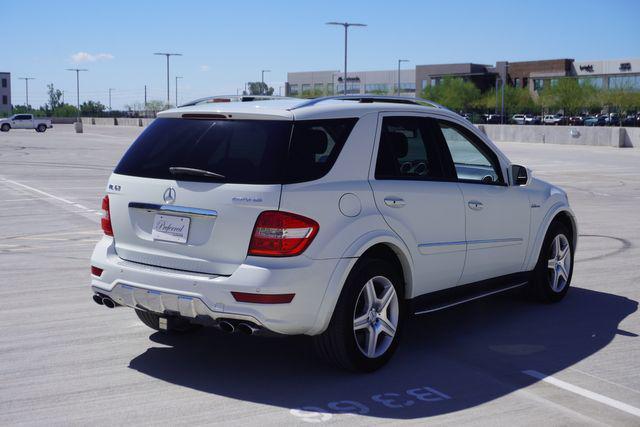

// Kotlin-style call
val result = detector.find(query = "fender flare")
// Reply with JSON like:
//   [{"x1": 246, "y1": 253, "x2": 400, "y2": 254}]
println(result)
[
  {"x1": 306, "y1": 230, "x2": 414, "y2": 335},
  {"x1": 524, "y1": 203, "x2": 578, "y2": 271}
]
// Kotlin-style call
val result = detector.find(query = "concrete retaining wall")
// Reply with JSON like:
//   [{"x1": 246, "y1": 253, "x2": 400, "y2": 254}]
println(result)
[{"x1": 478, "y1": 124, "x2": 640, "y2": 148}]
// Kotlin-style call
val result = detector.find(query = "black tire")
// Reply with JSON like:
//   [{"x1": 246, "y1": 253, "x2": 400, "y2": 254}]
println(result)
[
  {"x1": 313, "y1": 258, "x2": 405, "y2": 372},
  {"x1": 528, "y1": 222, "x2": 574, "y2": 303},
  {"x1": 135, "y1": 309, "x2": 200, "y2": 333},
  {"x1": 1, "y1": 124, "x2": 10, "y2": 132},
  {"x1": 36, "y1": 124, "x2": 46, "y2": 133}
]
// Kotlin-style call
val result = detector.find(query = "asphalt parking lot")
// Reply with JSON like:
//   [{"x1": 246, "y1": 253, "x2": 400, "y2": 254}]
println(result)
[{"x1": 1, "y1": 124, "x2": 639, "y2": 425}]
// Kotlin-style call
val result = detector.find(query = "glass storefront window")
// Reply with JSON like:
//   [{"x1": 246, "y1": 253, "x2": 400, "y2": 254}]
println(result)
[
  {"x1": 534, "y1": 79, "x2": 544, "y2": 91},
  {"x1": 609, "y1": 75, "x2": 640, "y2": 91},
  {"x1": 399, "y1": 82, "x2": 415, "y2": 93},
  {"x1": 289, "y1": 84, "x2": 299, "y2": 95},
  {"x1": 314, "y1": 83, "x2": 324, "y2": 94},
  {"x1": 365, "y1": 83, "x2": 389, "y2": 93},
  {"x1": 578, "y1": 77, "x2": 604, "y2": 88}
]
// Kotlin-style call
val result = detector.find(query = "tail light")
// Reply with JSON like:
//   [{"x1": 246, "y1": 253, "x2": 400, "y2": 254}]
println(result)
[
  {"x1": 101, "y1": 195, "x2": 113, "y2": 236},
  {"x1": 248, "y1": 211, "x2": 319, "y2": 257},
  {"x1": 91, "y1": 266, "x2": 104, "y2": 277}
]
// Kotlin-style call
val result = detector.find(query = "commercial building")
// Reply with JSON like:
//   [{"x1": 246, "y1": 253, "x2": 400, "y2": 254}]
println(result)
[
  {"x1": 286, "y1": 58, "x2": 640, "y2": 98},
  {"x1": 286, "y1": 68, "x2": 416, "y2": 97},
  {"x1": 0, "y1": 72, "x2": 11, "y2": 114}
]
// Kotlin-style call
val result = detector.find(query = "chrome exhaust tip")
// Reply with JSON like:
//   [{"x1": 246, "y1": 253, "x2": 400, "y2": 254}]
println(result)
[
  {"x1": 218, "y1": 320, "x2": 235, "y2": 333},
  {"x1": 92, "y1": 294, "x2": 104, "y2": 305},
  {"x1": 237, "y1": 323, "x2": 259, "y2": 335},
  {"x1": 102, "y1": 297, "x2": 116, "y2": 308}
]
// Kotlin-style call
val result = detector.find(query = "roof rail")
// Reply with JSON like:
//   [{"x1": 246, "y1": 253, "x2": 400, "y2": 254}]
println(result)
[
  {"x1": 179, "y1": 95, "x2": 295, "y2": 108},
  {"x1": 289, "y1": 95, "x2": 447, "y2": 110}
]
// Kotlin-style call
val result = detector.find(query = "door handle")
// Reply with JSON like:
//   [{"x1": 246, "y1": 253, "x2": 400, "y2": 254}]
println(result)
[
  {"x1": 384, "y1": 197, "x2": 406, "y2": 208},
  {"x1": 468, "y1": 200, "x2": 484, "y2": 210}
]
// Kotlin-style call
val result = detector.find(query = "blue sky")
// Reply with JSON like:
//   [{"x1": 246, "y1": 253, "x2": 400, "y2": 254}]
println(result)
[{"x1": 4, "y1": 0, "x2": 639, "y2": 109}]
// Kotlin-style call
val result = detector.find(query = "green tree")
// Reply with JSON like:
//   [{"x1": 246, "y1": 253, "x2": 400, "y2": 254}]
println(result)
[
  {"x1": 52, "y1": 104, "x2": 79, "y2": 117},
  {"x1": 422, "y1": 76, "x2": 480, "y2": 112},
  {"x1": 80, "y1": 100, "x2": 106, "y2": 116},
  {"x1": 537, "y1": 78, "x2": 597, "y2": 115},
  {"x1": 47, "y1": 84, "x2": 64, "y2": 112},
  {"x1": 247, "y1": 82, "x2": 274, "y2": 96}
]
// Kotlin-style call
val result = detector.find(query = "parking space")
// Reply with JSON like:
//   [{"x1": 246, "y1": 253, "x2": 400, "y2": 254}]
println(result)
[{"x1": 0, "y1": 125, "x2": 639, "y2": 425}]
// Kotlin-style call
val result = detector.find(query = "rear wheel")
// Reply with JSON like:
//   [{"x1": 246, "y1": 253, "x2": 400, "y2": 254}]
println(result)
[
  {"x1": 135, "y1": 309, "x2": 200, "y2": 333},
  {"x1": 36, "y1": 124, "x2": 47, "y2": 132},
  {"x1": 314, "y1": 258, "x2": 404, "y2": 372},
  {"x1": 1, "y1": 124, "x2": 10, "y2": 132},
  {"x1": 529, "y1": 222, "x2": 574, "y2": 303}
]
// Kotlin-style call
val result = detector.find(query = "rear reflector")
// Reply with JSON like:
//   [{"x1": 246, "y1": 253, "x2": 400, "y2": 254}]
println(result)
[
  {"x1": 231, "y1": 292, "x2": 295, "y2": 304},
  {"x1": 101, "y1": 195, "x2": 113, "y2": 236},
  {"x1": 91, "y1": 266, "x2": 103, "y2": 277},
  {"x1": 248, "y1": 210, "x2": 319, "y2": 257}
]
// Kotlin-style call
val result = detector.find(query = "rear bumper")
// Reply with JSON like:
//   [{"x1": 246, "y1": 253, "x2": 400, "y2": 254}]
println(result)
[{"x1": 90, "y1": 236, "x2": 342, "y2": 335}]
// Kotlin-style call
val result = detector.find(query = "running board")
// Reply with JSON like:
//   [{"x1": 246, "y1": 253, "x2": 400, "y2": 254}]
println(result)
[{"x1": 411, "y1": 272, "x2": 530, "y2": 316}]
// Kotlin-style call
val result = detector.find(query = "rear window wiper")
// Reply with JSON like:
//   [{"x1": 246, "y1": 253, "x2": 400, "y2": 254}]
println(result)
[{"x1": 169, "y1": 166, "x2": 226, "y2": 179}]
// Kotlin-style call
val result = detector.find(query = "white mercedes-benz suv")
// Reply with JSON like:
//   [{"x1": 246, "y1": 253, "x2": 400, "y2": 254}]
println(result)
[{"x1": 91, "y1": 96, "x2": 576, "y2": 372}]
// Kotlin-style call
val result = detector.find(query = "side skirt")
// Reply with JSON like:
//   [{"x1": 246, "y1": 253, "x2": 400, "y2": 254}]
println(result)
[{"x1": 410, "y1": 271, "x2": 531, "y2": 316}]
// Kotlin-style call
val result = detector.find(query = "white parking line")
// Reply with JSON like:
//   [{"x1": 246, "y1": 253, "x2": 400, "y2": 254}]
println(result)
[
  {"x1": 523, "y1": 370, "x2": 640, "y2": 417},
  {"x1": 0, "y1": 178, "x2": 96, "y2": 213}
]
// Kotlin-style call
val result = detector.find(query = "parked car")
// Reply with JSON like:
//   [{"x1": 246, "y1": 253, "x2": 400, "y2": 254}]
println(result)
[
  {"x1": 584, "y1": 115, "x2": 606, "y2": 126},
  {"x1": 622, "y1": 114, "x2": 640, "y2": 127},
  {"x1": 569, "y1": 115, "x2": 585, "y2": 126},
  {"x1": 512, "y1": 114, "x2": 526, "y2": 125},
  {"x1": 605, "y1": 113, "x2": 620, "y2": 126},
  {"x1": 0, "y1": 114, "x2": 52, "y2": 132},
  {"x1": 484, "y1": 114, "x2": 503, "y2": 124},
  {"x1": 524, "y1": 114, "x2": 541, "y2": 125},
  {"x1": 543, "y1": 114, "x2": 565, "y2": 125},
  {"x1": 91, "y1": 95, "x2": 577, "y2": 372}
]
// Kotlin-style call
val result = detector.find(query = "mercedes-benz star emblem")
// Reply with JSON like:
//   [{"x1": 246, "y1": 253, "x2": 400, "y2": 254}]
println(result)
[{"x1": 163, "y1": 187, "x2": 176, "y2": 204}]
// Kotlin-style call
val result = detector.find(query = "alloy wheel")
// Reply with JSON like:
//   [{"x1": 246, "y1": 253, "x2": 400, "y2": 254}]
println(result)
[{"x1": 547, "y1": 234, "x2": 571, "y2": 293}]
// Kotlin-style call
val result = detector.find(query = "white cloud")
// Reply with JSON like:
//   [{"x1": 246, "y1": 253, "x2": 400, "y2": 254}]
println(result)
[
  {"x1": 71, "y1": 52, "x2": 114, "y2": 63},
  {"x1": 200, "y1": 65, "x2": 210, "y2": 72}
]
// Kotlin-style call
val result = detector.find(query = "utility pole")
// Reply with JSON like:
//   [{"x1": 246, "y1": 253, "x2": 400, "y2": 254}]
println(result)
[
  {"x1": 18, "y1": 77, "x2": 35, "y2": 108},
  {"x1": 144, "y1": 85, "x2": 147, "y2": 108},
  {"x1": 175, "y1": 76, "x2": 183, "y2": 107},
  {"x1": 66, "y1": 68, "x2": 88, "y2": 132},
  {"x1": 108, "y1": 88, "x2": 115, "y2": 111},
  {"x1": 154, "y1": 52, "x2": 182, "y2": 107},
  {"x1": 326, "y1": 22, "x2": 367, "y2": 95},
  {"x1": 261, "y1": 70, "x2": 270, "y2": 95},
  {"x1": 501, "y1": 62, "x2": 509, "y2": 124},
  {"x1": 397, "y1": 59, "x2": 409, "y2": 96}
]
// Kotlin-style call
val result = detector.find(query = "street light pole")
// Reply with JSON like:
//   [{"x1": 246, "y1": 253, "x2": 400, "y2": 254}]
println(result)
[
  {"x1": 261, "y1": 70, "x2": 270, "y2": 95},
  {"x1": 397, "y1": 59, "x2": 409, "y2": 96},
  {"x1": 154, "y1": 52, "x2": 182, "y2": 107},
  {"x1": 326, "y1": 22, "x2": 367, "y2": 95},
  {"x1": 66, "y1": 68, "x2": 87, "y2": 132},
  {"x1": 175, "y1": 76, "x2": 182, "y2": 106},
  {"x1": 108, "y1": 88, "x2": 115, "y2": 111},
  {"x1": 501, "y1": 62, "x2": 509, "y2": 124},
  {"x1": 18, "y1": 77, "x2": 35, "y2": 108}
]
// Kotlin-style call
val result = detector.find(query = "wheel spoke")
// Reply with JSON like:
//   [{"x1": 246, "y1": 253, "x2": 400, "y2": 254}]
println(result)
[
  {"x1": 378, "y1": 316, "x2": 396, "y2": 338},
  {"x1": 378, "y1": 285, "x2": 395, "y2": 312},
  {"x1": 558, "y1": 264, "x2": 569, "y2": 282},
  {"x1": 559, "y1": 242, "x2": 569, "y2": 260},
  {"x1": 353, "y1": 313, "x2": 369, "y2": 331},
  {"x1": 553, "y1": 235, "x2": 561, "y2": 258},
  {"x1": 366, "y1": 325, "x2": 378, "y2": 357},
  {"x1": 363, "y1": 280, "x2": 376, "y2": 311},
  {"x1": 548, "y1": 258, "x2": 557, "y2": 269}
]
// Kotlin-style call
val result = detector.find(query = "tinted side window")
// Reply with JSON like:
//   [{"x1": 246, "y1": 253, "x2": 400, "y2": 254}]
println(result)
[
  {"x1": 375, "y1": 116, "x2": 445, "y2": 180},
  {"x1": 286, "y1": 118, "x2": 357, "y2": 183},
  {"x1": 437, "y1": 121, "x2": 503, "y2": 184}
]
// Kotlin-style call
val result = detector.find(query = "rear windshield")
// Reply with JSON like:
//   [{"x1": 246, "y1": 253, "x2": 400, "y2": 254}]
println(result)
[{"x1": 114, "y1": 117, "x2": 357, "y2": 184}]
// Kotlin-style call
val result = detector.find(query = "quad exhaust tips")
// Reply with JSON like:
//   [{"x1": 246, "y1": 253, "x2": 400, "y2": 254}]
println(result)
[
  {"x1": 92, "y1": 293, "x2": 117, "y2": 308},
  {"x1": 237, "y1": 323, "x2": 259, "y2": 335},
  {"x1": 218, "y1": 320, "x2": 261, "y2": 335},
  {"x1": 218, "y1": 320, "x2": 235, "y2": 333}
]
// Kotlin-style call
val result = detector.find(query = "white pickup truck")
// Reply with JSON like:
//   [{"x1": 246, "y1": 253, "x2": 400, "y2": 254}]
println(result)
[{"x1": 0, "y1": 114, "x2": 53, "y2": 133}]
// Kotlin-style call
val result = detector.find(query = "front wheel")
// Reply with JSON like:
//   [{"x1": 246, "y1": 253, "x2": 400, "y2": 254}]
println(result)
[
  {"x1": 36, "y1": 124, "x2": 47, "y2": 132},
  {"x1": 529, "y1": 223, "x2": 574, "y2": 303},
  {"x1": 1, "y1": 124, "x2": 10, "y2": 132},
  {"x1": 314, "y1": 258, "x2": 404, "y2": 372}
]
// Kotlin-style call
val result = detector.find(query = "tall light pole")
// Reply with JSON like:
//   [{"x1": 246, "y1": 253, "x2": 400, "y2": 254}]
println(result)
[
  {"x1": 326, "y1": 22, "x2": 367, "y2": 95},
  {"x1": 108, "y1": 88, "x2": 115, "y2": 111},
  {"x1": 66, "y1": 68, "x2": 87, "y2": 120},
  {"x1": 501, "y1": 62, "x2": 509, "y2": 124},
  {"x1": 18, "y1": 77, "x2": 35, "y2": 108},
  {"x1": 175, "y1": 76, "x2": 182, "y2": 106},
  {"x1": 261, "y1": 70, "x2": 270, "y2": 95},
  {"x1": 397, "y1": 59, "x2": 409, "y2": 95},
  {"x1": 154, "y1": 52, "x2": 182, "y2": 107}
]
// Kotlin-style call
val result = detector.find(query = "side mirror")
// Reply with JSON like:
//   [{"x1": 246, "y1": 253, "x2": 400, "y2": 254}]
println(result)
[{"x1": 512, "y1": 164, "x2": 529, "y2": 186}]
